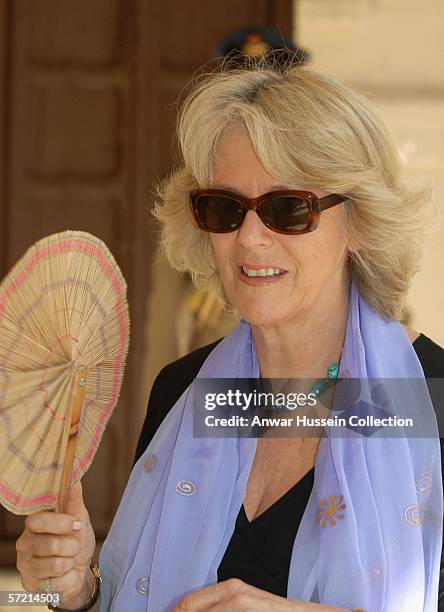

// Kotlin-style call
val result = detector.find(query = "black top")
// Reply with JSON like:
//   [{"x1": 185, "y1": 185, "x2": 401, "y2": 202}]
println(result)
[{"x1": 133, "y1": 333, "x2": 444, "y2": 609}]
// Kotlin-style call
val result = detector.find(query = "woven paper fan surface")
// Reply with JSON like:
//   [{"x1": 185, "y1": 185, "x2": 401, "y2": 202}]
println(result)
[{"x1": 0, "y1": 231, "x2": 130, "y2": 514}]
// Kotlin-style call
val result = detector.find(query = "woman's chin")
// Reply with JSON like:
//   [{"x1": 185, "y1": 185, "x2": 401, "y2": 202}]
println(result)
[{"x1": 236, "y1": 307, "x2": 287, "y2": 328}]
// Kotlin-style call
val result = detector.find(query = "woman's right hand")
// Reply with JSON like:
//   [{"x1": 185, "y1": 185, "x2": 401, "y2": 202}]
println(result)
[{"x1": 16, "y1": 481, "x2": 96, "y2": 609}]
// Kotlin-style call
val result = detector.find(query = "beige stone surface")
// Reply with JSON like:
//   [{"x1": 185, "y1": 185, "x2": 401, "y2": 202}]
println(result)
[{"x1": 295, "y1": 0, "x2": 444, "y2": 346}]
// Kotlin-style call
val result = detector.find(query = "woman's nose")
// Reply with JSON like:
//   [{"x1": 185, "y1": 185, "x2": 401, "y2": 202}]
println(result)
[{"x1": 236, "y1": 210, "x2": 274, "y2": 248}]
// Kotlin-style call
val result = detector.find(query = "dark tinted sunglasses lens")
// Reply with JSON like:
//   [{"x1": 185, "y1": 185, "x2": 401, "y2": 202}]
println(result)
[
  {"x1": 196, "y1": 195, "x2": 243, "y2": 231},
  {"x1": 262, "y1": 196, "x2": 310, "y2": 232}
]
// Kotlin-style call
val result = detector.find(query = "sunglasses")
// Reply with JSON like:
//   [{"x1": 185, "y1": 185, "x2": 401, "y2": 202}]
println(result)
[{"x1": 190, "y1": 188, "x2": 348, "y2": 235}]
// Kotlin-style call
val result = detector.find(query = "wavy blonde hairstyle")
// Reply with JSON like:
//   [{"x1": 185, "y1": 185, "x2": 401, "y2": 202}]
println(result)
[{"x1": 153, "y1": 53, "x2": 435, "y2": 321}]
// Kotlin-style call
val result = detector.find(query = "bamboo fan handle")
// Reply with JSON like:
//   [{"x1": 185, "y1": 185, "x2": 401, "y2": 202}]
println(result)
[{"x1": 59, "y1": 367, "x2": 88, "y2": 513}]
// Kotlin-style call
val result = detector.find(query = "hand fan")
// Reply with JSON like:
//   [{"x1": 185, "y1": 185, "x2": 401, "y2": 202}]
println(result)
[{"x1": 0, "y1": 230, "x2": 130, "y2": 514}]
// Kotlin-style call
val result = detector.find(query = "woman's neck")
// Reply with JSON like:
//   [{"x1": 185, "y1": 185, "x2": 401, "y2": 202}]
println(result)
[{"x1": 251, "y1": 279, "x2": 350, "y2": 380}]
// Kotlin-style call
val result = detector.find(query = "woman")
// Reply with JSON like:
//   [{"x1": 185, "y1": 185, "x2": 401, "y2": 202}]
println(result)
[{"x1": 15, "y1": 54, "x2": 444, "y2": 611}]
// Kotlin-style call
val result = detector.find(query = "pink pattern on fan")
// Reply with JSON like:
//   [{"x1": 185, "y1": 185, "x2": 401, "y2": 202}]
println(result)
[
  {"x1": 0, "y1": 480, "x2": 58, "y2": 506},
  {"x1": 0, "y1": 236, "x2": 128, "y2": 507}
]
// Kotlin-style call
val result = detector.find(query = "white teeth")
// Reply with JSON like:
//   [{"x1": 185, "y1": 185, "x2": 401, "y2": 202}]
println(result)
[{"x1": 241, "y1": 266, "x2": 285, "y2": 277}]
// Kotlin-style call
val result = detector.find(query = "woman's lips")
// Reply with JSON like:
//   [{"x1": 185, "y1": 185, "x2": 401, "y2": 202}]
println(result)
[{"x1": 237, "y1": 266, "x2": 288, "y2": 286}]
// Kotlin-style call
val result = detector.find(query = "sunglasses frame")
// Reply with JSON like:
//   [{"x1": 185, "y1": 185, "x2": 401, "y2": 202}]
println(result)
[{"x1": 189, "y1": 188, "x2": 348, "y2": 235}]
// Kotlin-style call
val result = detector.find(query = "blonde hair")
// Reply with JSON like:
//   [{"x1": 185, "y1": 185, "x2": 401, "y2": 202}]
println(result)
[{"x1": 153, "y1": 53, "x2": 435, "y2": 320}]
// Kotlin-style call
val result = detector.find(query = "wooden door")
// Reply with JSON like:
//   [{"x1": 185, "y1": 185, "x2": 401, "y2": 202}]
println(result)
[{"x1": 0, "y1": 0, "x2": 292, "y2": 565}]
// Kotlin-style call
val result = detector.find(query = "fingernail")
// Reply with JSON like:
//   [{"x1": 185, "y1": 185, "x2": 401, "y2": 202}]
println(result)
[{"x1": 72, "y1": 521, "x2": 82, "y2": 530}]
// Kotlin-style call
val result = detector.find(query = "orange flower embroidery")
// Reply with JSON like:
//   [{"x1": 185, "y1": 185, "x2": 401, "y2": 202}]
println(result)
[{"x1": 316, "y1": 494, "x2": 346, "y2": 528}]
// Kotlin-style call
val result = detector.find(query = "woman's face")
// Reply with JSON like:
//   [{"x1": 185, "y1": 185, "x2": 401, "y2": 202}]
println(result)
[{"x1": 208, "y1": 127, "x2": 349, "y2": 328}]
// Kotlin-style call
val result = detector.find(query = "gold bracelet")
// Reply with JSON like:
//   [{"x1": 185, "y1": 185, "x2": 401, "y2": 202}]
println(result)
[{"x1": 47, "y1": 564, "x2": 101, "y2": 611}]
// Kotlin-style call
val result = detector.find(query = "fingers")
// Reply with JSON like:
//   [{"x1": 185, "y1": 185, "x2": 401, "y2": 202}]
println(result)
[
  {"x1": 15, "y1": 487, "x2": 94, "y2": 607},
  {"x1": 173, "y1": 579, "x2": 294, "y2": 611},
  {"x1": 17, "y1": 532, "x2": 81, "y2": 560},
  {"x1": 20, "y1": 568, "x2": 79, "y2": 595},
  {"x1": 20, "y1": 555, "x2": 76, "y2": 580},
  {"x1": 175, "y1": 579, "x2": 248, "y2": 610},
  {"x1": 24, "y1": 512, "x2": 82, "y2": 535},
  {"x1": 16, "y1": 514, "x2": 82, "y2": 594},
  {"x1": 64, "y1": 482, "x2": 89, "y2": 519}
]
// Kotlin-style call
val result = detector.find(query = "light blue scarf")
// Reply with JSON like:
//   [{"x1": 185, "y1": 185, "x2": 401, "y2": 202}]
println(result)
[{"x1": 99, "y1": 282, "x2": 443, "y2": 611}]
